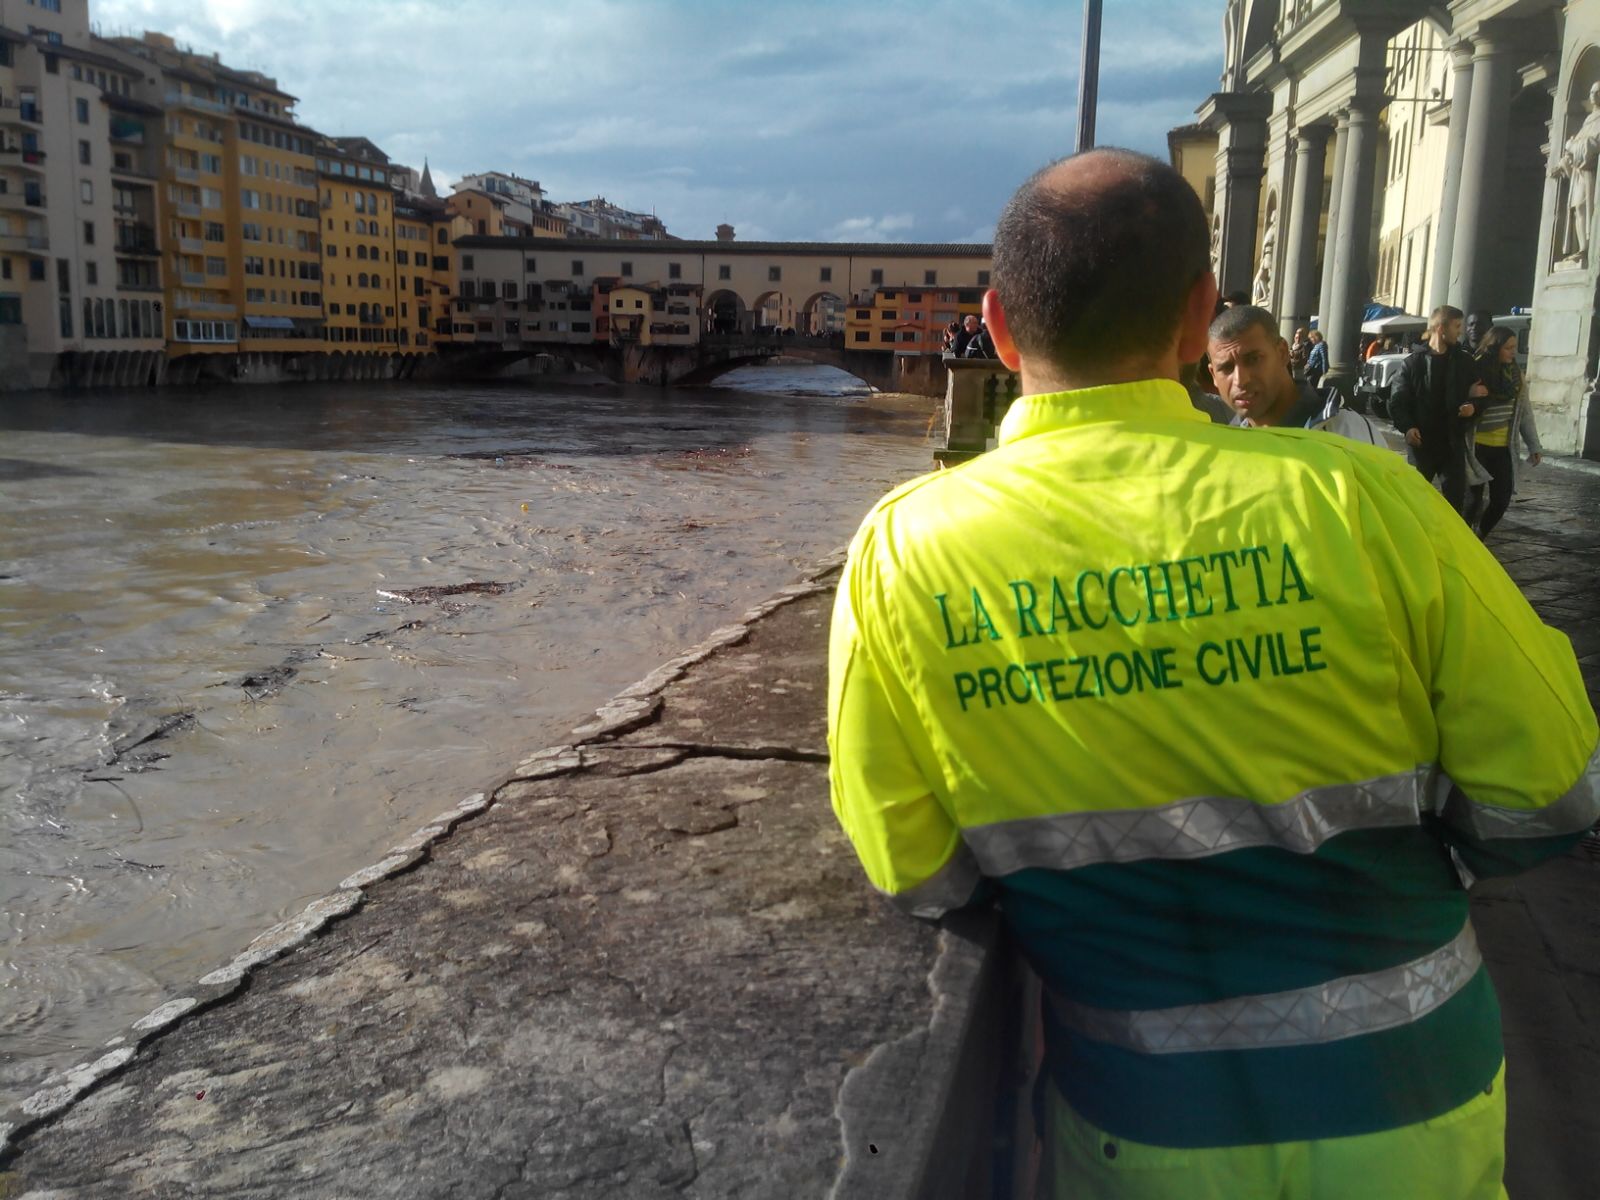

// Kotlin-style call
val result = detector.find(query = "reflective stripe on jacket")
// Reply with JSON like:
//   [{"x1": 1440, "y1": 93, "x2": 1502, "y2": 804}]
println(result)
[{"x1": 827, "y1": 378, "x2": 1598, "y2": 1148}]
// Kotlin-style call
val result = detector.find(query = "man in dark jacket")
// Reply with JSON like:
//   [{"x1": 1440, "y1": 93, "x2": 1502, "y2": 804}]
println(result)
[{"x1": 1388, "y1": 304, "x2": 1488, "y2": 513}]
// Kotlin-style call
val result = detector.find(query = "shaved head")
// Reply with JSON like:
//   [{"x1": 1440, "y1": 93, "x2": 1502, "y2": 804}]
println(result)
[{"x1": 991, "y1": 149, "x2": 1212, "y2": 380}]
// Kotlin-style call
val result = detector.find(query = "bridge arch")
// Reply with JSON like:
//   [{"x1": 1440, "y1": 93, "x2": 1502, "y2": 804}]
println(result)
[
  {"x1": 799, "y1": 290, "x2": 846, "y2": 336},
  {"x1": 704, "y1": 288, "x2": 748, "y2": 335},
  {"x1": 750, "y1": 289, "x2": 795, "y2": 334}
]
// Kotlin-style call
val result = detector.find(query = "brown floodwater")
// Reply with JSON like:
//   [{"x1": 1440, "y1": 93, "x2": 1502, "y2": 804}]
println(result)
[{"x1": 0, "y1": 363, "x2": 939, "y2": 1106}]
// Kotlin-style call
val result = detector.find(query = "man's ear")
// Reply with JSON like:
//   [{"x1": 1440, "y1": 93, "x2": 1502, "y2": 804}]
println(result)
[
  {"x1": 1177, "y1": 272, "x2": 1219, "y2": 364},
  {"x1": 982, "y1": 289, "x2": 1022, "y2": 371}
]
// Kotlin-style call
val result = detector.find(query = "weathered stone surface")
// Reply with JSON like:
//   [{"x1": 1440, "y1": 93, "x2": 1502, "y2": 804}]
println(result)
[{"x1": 0, "y1": 588, "x2": 950, "y2": 1198}]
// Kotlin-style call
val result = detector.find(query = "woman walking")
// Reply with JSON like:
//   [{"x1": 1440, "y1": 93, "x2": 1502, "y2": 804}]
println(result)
[{"x1": 1467, "y1": 326, "x2": 1544, "y2": 537}]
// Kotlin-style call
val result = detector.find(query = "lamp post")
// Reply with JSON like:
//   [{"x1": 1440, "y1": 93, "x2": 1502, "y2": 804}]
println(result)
[{"x1": 1076, "y1": 0, "x2": 1103, "y2": 153}]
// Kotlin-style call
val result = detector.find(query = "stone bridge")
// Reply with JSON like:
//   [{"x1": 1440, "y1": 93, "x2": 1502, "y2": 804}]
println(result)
[{"x1": 439, "y1": 333, "x2": 946, "y2": 395}]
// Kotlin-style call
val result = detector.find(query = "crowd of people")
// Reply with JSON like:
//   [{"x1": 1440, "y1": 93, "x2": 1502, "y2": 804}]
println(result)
[
  {"x1": 942, "y1": 312, "x2": 998, "y2": 358},
  {"x1": 1187, "y1": 295, "x2": 1542, "y2": 539}
]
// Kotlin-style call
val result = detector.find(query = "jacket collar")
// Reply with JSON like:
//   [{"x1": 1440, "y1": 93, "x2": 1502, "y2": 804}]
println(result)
[{"x1": 997, "y1": 379, "x2": 1208, "y2": 447}]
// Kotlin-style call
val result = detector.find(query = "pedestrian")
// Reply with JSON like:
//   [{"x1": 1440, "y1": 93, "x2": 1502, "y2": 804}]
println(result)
[
  {"x1": 1288, "y1": 326, "x2": 1310, "y2": 379},
  {"x1": 1465, "y1": 308, "x2": 1495, "y2": 355},
  {"x1": 1305, "y1": 329, "x2": 1328, "y2": 388},
  {"x1": 952, "y1": 313, "x2": 983, "y2": 357},
  {"x1": 942, "y1": 320, "x2": 961, "y2": 352},
  {"x1": 1388, "y1": 305, "x2": 1490, "y2": 515},
  {"x1": 1207, "y1": 305, "x2": 1384, "y2": 444},
  {"x1": 1465, "y1": 325, "x2": 1544, "y2": 537},
  {"x1": 963, "y1": 319, "x2": 997, "y2": 359},
  {"x1": 828, "y1": 147, "x2": 1597, "y2": 1199}
]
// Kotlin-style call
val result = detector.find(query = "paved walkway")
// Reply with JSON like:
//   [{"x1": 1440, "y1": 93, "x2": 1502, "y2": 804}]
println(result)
[{"x1": 2, "y1": 460, "x2": 1599, "y2": 1198}]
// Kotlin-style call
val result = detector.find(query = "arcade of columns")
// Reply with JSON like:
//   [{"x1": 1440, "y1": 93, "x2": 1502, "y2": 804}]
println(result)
[{"x1": 1204, "y1": 0, "x2": 1600, "y2": 456}]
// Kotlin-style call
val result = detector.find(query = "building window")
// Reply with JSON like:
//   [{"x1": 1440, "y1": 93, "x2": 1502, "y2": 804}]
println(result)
[
  {"x1": 718, "y1": 264, "x2": 731, "y2": 280},
  {"x1": 76, "y1": 97, "x2": 89, "y2": 124},
  {"x1": 820, "y1": 267, "x2": 832, "y2": 283},
  {"x1": 80, "y1": 180, "x2": 93, "y2": 203},
  {"x1": 853, "y1": 330, "x2": 869, "y2": 343},
  {"x1": 669, "y1": 262, "x2": 681, "y2": 280},
  {"x1": 82, "y1": 220, "x2": 94, "y2": 244},
  {"x1": 870, "y1": 268, "x2": 884, "y2": 285},
  {"x1": 571, "y1": 260, "x2": 583, "y2": 275},
  {"x1": 879, "y1": 331, "x2": 896, "y2": 343},
  {"x1": 85, "y1": 261, "x2": 98, "y2": 285},
  {"x1": 621, "y1": 261, "x2": 633, "y2": 277},
  {"x1": 977, "y1": 270, "x2": 990, "y2": 286},
  {"x1": 461, "y1": 254, "x2": 474, "y2": 270},
  {"x1": 525, "y1": 258, "x2": 537, "y2": 272},
  {"x1": 924, "y1": 270, "x2": 937, "y2": 286},
  {"x1": 768, "y1": 266, "x2": 781, "y2": 282},
  {"x1": 206, "y1": 256, "x2": 226, "y2": 275},
  {"x1": 78, "y1": 139, "x2": 90, "y2": 164}
]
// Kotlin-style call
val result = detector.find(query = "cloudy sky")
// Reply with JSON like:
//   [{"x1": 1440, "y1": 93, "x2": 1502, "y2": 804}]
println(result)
[{"x1": 93, "y1": 0, "x2": 1223, "y2": 243}]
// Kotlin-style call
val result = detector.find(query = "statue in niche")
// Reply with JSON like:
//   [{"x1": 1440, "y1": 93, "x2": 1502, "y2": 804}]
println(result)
[
  {"x1": 1252, "y1": 207, "x2": 1277, "y2": 306},
  {"x1": 1210, "y1": 215, "x2": 1223, "y2": 278},
  {"x1": 1552, "y1": 81, "x2": 1600, "y2": 266}
]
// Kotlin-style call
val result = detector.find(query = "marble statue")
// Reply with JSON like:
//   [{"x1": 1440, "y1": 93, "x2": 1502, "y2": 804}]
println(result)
[
  {"x1": 1553, "y1": 81, "x2": 1600, "y2": 265},
  {"x1": 1210, "y1": 215, "x2": 1223, "y2": 278},
  {"x1": 1252, "y1": 208, "x2": 1276, "y2": 306}
]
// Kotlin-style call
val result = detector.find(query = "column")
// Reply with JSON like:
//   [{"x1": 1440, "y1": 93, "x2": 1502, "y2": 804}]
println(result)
[
  {"x1": 1429, "y1": 40, "x2": 1475, "y2": 309},
  {"x1": 1279, "y1": 125, "x2": 1332, "y2": 337},
  {"x1": 1218, "y1": 142, "x2": 1267, "y2": 298},
  {"x1": 1199, "y1": 92, "x2": 1273, "y2": 299},
  {"x1": 1448, "y1": 29, "x2": 1516, "y2": 311},
  {"x1": 1317, "y1": 112, "x2": 1350, "y2": 325},
  {"x1": 1322, "y1": 95, "x2": 1384, "y2": 392}
]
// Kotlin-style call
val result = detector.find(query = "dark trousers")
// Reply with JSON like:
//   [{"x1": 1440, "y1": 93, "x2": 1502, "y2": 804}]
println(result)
[
  {"x1": 1466, "y1": 443, "x2": 1515, "y2": 535},
  {"x1": 1413, "y1": 444, "x2": 1468, "y2": 515}
]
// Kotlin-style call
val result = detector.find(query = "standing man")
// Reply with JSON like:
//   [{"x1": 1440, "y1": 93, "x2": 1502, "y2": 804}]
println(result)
[
  {"x1": 1465, "y1": 309, "x2": 1495, "y2": 355},
  {"x1": 953, "y1": 313, "x2": 983, "y2": 357},
  {"x1": 1208, "y1": 305, "x2": 1385, "y2": 444},
  {"x1": 1389, "y1": 305, "x2": 1488, "y2": 514},
  {"x1": 828, "y1": 149, "x2": 1598, "y2": 1198}
]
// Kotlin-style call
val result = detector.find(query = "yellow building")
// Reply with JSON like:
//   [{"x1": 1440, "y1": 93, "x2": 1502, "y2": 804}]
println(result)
[
  {"x1": 844, "y1": 284, "x2": 983, "y2": 351},
  {"x1": 393, "y1": 192, "x2": 457, "y2": 351},
  {"x1": 316, "y1": 136, "x2": 403, "y2": 352},
  {"x1": 107, "y1": 32, "x2": 325, "y2": 366}
]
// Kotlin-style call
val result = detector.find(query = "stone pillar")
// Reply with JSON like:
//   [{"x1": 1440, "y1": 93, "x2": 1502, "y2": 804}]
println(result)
[
  {"x1": 1198, "y1": 92, "x2": 1274, "y2": 298},
  {"x1": 1448, "y1": 28, "x2": 1516, "y2": 312},
  {"x1": 1280, "y1": 125, "x2": 1332, "y2": 337},
  {"x1": 1323, "y1": 95, "x2": 1385, "y2": 393},
  {"x1": 1430, "y1": 40, "x2": 1475, "y2": 309},
  {"x1": 1318, "y1": 111, "x2": 1350, "y2": 326}
]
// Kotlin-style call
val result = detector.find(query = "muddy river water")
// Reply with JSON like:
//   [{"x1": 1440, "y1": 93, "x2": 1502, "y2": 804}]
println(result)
[{"x1": 0, "y1": 364, "x2": 938, "y2": 1106}]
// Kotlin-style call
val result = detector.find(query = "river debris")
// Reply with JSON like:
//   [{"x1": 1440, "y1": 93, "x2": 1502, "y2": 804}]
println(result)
[
  {"x1": 375, "y1": 581, "x2": 513, "y2": 606},
  {"x1": 101, "y1": 711, "x2": 195, "y2": 771}
]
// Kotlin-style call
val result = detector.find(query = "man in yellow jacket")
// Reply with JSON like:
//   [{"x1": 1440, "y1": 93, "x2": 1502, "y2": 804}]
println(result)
[{"x1": 827, "y1": 149, "x2": 1599, "y2": 1198}]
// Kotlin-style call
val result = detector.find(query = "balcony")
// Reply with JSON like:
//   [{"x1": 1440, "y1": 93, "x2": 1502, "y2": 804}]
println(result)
[
  {"x1": 174, "y1": 202, "x2": 202, "y2": 218},
  {"x1": 178, "y1": 236, "x2": 204, "y2": 254},
  {"x1": 164, "y1": 91, "x2": 233, "y2": 118},
  {"x1": 174, "y1": 165, "x2": 199, "y2": 182},
  {"x1": 181, "y1": 271, "x2": 207, "y2": 287},
  {"x1": 0, "y1": 232, "x2": 49, "y2": 254},
  {"x1": 115, "y1": 226, "x2": 160, "y2": 256},
  {"x1": 177, "y1": 299, "x2": 237, "y2": 315}
]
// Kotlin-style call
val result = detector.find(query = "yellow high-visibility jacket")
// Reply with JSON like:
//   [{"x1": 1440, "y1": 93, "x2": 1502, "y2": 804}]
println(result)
[{"x1": 828, "y1": 378, "x2": 1599, "y2": 1148}]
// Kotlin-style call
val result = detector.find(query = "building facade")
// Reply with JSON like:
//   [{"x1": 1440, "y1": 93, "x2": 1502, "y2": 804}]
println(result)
[
  {"x1": 1202, "y1": 0, "x2": 1600, "y2": 455},
  {"x1": 1, "y1": 0, "x2": 164, "y2": 387}
]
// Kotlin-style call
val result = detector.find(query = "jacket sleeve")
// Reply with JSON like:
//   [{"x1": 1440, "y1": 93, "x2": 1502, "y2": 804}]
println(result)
[
  {"x1": 827, "y1": 518, "x2": 984, "y2": 919},
  {"x1": 1370, "y1": 467, "x2": 1600, "y2": 878},
  {"x1": 1389, "y1": 357, "x2": 1419, "y2": 435},
  {"x1": 1516, "y1": 378, "x2": 1544, "y2": 456}
]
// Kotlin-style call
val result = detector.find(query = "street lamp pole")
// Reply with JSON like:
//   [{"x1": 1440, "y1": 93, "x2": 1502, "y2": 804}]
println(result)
[{"x1": 1076, "y1": 0, "x2": 1103, "y2": 153}]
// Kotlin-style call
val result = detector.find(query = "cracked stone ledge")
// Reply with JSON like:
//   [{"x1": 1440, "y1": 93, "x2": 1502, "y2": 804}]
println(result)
[{"x1": 0, "y1": 554, "x2": 847, "y2": 1158}]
